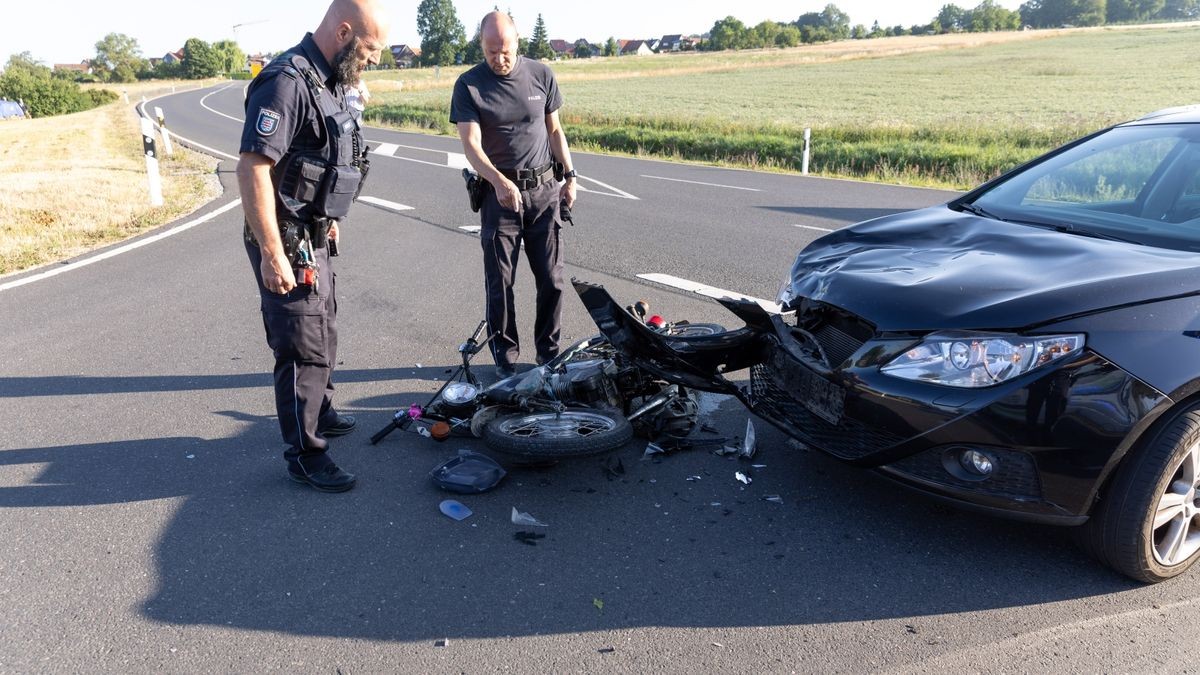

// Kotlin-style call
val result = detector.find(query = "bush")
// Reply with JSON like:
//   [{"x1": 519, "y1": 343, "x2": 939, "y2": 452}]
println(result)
[
  {"x1": 0, "y1": 56, "x2": 119, "y2": 118},
  {"x1": 229, "y1": 71, "x2": 253, "y2": 80}
]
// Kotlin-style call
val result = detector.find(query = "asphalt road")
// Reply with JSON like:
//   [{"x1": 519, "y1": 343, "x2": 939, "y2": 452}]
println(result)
[{"x1": 1, "y1": 83, "x2": 1196, "y2": 673}]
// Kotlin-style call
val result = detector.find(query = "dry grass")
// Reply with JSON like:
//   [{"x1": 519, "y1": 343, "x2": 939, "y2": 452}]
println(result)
[{"x1": 0, "y1": 100, "x2": 221, "y2": 275}]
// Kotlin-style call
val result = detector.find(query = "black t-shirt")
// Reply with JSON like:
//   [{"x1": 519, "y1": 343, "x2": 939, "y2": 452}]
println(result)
[
  {"x1": 240, "y1": 33, "x2": 342, "y2": 164},
  {"x1": 449, "y1": 56, "x2": 563, "y2": 171}
]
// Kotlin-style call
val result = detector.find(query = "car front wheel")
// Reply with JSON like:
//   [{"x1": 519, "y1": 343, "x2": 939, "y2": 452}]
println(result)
[{"x1": 1081, "y1": 406, "x2": 1200, "y2": 583}]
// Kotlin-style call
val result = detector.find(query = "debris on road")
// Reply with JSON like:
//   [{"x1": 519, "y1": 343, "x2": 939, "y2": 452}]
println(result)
[
  {"x1": 735, "y1": 471, "x2": 752, "y2": 485},
  {"x1": 513, "y1": 531, "x2": 546, "y2": 546},
  {"x1": 430, "y1": 450, "x2": 507, "y2": 494},
  {"x1": 439, "y1": 499, "x2": 473, "y2": 521},
  {"x1": 593, "y1": 598, "x2": 605, "y2": 612},
  {"x1": 435, "y1": 638, "x2": 450, "y2": 647},
  {"x1": 511, "y1": 507, "x2": 549, "y2": 527},
  {"x1": 763, "y1": 494, "x2": 784, "y2": 505},
  {"x1": 597, "y1": 647, "x2": 616, "y2": 654},
  {"x1": 741, "y1": 419, "x2": 757, "y2": 459}
]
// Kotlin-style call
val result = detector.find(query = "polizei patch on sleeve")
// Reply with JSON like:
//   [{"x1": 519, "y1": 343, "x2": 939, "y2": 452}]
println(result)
[{"x1": 256, "y1": 108, "x2": 282, "y2": 136}]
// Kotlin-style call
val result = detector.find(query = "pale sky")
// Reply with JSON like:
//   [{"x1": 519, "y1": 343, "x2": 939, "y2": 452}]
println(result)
[{"x1": 2, "y1": 1, "x2": 1023, "y2": 66}]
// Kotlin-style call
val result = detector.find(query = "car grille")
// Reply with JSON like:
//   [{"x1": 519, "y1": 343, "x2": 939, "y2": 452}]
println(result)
[
  {"x1": 749, "y1": 363, "x2": 904, "y2": 460},
  {"x1": 811, "y1": 322, "x2": 866, "y2": 368},
  {"x1": 886, "y1": 447, "x2": 1043, "y2": 499}
]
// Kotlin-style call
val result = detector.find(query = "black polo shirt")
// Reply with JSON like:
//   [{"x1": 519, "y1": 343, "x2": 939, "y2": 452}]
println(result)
[
  {"x1": 449, "y1": 56, "x2": 563, "y2": 171},
  {"x1": 240, "y1": 33, "x2": 345, "y2": 165}
]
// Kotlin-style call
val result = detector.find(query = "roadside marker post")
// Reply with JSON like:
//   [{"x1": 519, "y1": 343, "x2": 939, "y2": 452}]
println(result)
[
  {"x1": 140, "y1": 117, "x2": 164, "y2": 207},
  {"x1": 154, "y1": 106, "x2": 174, "y2": 156},
  {"x1": 802, "y1": 128, "x2": 811, "y2": 176}
]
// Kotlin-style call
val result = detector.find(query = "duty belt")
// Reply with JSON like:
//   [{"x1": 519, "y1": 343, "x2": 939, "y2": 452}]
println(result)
[{"x1": 499, "y1": 162, "x2": 555, "y2": 191}]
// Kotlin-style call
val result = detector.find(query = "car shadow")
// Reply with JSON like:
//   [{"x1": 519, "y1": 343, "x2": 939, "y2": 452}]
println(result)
[{"x1": 0, "y1": 374, "x2": 1139, "y2": 642}]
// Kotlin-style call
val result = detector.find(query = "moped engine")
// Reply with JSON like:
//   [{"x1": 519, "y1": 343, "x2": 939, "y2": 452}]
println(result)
[{"x1": 549, "y1": 359, "x2": 621, "y2": 408}]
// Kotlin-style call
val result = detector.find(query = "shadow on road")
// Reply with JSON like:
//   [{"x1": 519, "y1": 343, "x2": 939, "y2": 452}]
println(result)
[{"x1": 0, "y1": 375, "x2": 1138, "y2": 641}]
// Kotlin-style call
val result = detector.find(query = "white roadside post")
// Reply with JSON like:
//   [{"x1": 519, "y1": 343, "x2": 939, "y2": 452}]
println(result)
[
  {"x1": 140, "y1": 117, "x2": 164, "y2": 207},
  {"x1": 154, "y1": 106, "x2": 174, "y2": 156},
  {"x1": 802, "y1": 127, "x2": 811, "y2": 176}
]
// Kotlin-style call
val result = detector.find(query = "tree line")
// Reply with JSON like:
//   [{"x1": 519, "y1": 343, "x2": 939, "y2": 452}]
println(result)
[
  {"x1": 413, "y1": 0, "x2": 1200, "y2": 65},
  {"x1": 46, "y1": 33, "x2": 248, "y2": 84}
]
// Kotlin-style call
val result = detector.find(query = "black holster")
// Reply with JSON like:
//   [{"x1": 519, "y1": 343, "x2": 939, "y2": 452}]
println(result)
[{"x1": 463, "y1": 168, "x2": 486, "y2": 213}]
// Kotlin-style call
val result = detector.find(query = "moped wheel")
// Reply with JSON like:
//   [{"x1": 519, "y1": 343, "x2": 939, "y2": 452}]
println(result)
[{"x1": 483, "y1": 408, "x2": 633, "y2": 458}]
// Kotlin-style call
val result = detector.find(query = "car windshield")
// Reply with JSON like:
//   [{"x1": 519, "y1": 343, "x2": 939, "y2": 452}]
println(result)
[{"x1": 967, "y1": 123, "x2": 1200, "y2": 252}]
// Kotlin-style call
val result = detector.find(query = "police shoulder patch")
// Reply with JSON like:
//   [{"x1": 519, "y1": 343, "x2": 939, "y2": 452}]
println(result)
[{"x1": 256, "y1": 108, "x2": 282, "y2": 136}]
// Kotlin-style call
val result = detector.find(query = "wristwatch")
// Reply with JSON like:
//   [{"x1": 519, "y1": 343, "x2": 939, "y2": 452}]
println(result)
[{"x1": 563, "y1": 169, "x2": 578, "y2": 179}]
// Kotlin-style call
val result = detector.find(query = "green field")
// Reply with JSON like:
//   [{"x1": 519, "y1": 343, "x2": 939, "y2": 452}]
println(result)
[{"x1": 364, "y1": 24, "x2": 1200, "y2": 188}]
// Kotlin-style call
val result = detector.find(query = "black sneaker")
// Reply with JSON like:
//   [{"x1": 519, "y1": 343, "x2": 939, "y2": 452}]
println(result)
[
  {"x1": 288, "y1": 462, "x2": 357, "y2": 493},
  {"x1": 318, "y1": 414, "x2": 357, "y2": 437}
]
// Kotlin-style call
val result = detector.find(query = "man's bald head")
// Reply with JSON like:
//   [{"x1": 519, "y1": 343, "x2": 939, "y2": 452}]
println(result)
[
  {"x1": 313, "y1": 0, "x2": 390, "y2": 85},
  {"x1": 480, "y1": 11, "x2": 519, "y2": 76}
]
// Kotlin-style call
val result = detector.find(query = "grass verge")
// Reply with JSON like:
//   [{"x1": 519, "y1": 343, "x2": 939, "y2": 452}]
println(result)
[{"x1": 0, "y1": 99, "x2": 220, "y2": 276}]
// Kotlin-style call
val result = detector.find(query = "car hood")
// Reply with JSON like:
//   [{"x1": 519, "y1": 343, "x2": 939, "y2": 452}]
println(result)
[{"x1": 785, "y1": 207, "x2": 1200, "y2": 331}]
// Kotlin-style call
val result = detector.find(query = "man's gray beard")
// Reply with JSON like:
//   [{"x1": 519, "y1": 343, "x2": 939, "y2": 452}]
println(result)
[{"x1": 333, "y1": 37, "x2": 362, "y2": 86}]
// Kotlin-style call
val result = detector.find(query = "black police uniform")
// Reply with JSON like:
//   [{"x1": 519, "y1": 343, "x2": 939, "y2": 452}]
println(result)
[
  {"x1": 239, "y1": 33, "x2": 368, "y2": 477},
  {"x1": 450, "y1": 56, "x2": 566, "y2": 372}
]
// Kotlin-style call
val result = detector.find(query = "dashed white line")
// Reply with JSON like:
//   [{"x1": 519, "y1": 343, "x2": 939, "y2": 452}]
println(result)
[
  {"x1": 640, "y1": 175, "x2": 762, "y2": 192},
  {"x1": 372, "y1": 143, "x2": 399, "y2": 157},
  {"x1": 0, "y1": 199, "x2": 244, "y2": 293},
  {"x1": 636, "y1": 273, "x2": 783, "y2": 314},
  {"x1": 794, "y1": 224, "x2": 835, "y2": 232},
  {"x1": 357, "y1": 196, "x2": 413, "y2": 212}
]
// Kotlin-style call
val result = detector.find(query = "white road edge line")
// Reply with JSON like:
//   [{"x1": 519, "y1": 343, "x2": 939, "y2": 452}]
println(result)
[
  {"x1": 637, "y1": 273, "x2": 783, "y2": 314},
  {"x1": 640, "y1": 175, "x2": 762, "y2": 192},
  {"x1": 0, "y1": 199, "x2": 244, "y2": 293},
  {"x1": 459, "y1": 225, "x2": 482, "y2": 233},
  {"x1": 198, "y1": 83, "x2": 245, "y2": 124},
  {"x1": 137, "y1": 92, "x2": 239, "y2": 160},
  {"x1": 794, "y1": 224, "x2": 835, "y2": 232},
  {"x1": 357, "y1": 196, "x2": 413, "y2": 212}
]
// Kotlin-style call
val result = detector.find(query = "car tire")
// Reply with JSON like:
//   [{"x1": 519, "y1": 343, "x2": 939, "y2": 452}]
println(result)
[
  {"x1": 1079, "y1": 406, "x2": 1200, "y2": 583},
  {"x1": 483, "y1": 408, "x2": 633, "y2": 459}
]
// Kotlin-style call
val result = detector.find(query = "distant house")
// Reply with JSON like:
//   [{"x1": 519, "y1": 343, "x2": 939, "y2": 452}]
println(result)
[
  {"x1": 162, "y1": 49, "x2": 184, "y2": 64},
  {"x1": 548, "y1": 39, "x2": 574, "y2": 58},
  {"x1": 659, "y1": 34, "x2": 683, "y2": 52},
  {"x1": 389, "y1": 44, "x2": 420, "y2": 68},
  {"x1": 247, "y1": 54, "x2": 271, "y2": 70},
  {"x1": 644, "y1": 38, "x2": 660, "y2": 52},
  {"x1": 620, "y1": 39, "x2": 652, "y2": 56},
  {"x1": 572, "y1": 39, "x2": 600, "y2": 58},
  {"x1": 681, "y1": 36, "x2": 701, "y2": 50},
  {"x1": 53, "y1": 60, "x2": 92, "y2": 75},
  {"x1": 148, "y1": 57, "x2": 163, "y2": 68}
]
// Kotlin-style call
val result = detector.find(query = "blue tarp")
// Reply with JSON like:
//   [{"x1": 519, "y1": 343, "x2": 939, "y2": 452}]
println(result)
[{"x1": 0, "y1": 100, "x2": 27, "y2": 119}]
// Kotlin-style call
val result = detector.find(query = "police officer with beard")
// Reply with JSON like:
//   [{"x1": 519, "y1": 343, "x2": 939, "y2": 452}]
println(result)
[
  {"x1": 451, "y1": 11, "x2": 578, "y2": 380},
  {"x1": 237, "y1": 0, "x2": 388, "y2": 492}
]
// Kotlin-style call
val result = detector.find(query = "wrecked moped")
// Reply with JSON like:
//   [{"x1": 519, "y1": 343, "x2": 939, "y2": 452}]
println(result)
[{"x1": 370, "y1": 305, "x2": 724, "y2": 460}]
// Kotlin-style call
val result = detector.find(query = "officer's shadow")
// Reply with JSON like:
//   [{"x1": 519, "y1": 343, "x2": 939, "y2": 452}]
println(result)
[{"x1": 0, "y1": 380, "x2": 1136, "y2": 642}]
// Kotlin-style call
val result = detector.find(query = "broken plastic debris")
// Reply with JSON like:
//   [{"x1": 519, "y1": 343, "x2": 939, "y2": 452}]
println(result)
[
  {"x1": 435, "y1": 638, "x2": 449, "y2": 647},
  {"x1": 597, "y1": 647, "x2": 616, "y2": 654},
  {"x1": 643, "y1": 442, "x2": 666, "y2": 459},
  {"x1": 439, "y1": 499, "x2": 473, "y2": 521},
  {"x1": 415, "y1": 363, "x2": 423, "y2": 369},
  {"x1": 735, "y1": 471, "x2": 752, "y2": 485},
  {"x1": 715, "y1": 445, "x2": 740, "y2": 457},
  {"x1": 710, "y1": 502, "x2": 722, "y2": 507},
  {"x1": 416, "y1": 426, "x2": 432, "y2": 438},
  {"x1": 686, "y1": 475, "x2": 702, "y2": 482},
  {"x1": 514, "y1": 531, "x2": 545, "y2": 546},
  {"x1": 593, "y1": 598, "x2": 605, "y2": 611},
  {"x1": 429, "y1": 450, "x2": 507, "y2": 494},
  {"x1": 185, "y1": 455, "x2": 195, "y2": 459},
  {"x1": 511, "y1": 507, "x2": 549, "y2": 527},
  {"x1": 763, "y1": 494, "x2": 784, "y2": 504},
  {"x1": 752, "y1": 464, "x2": 767, "y2": 469},
  {"x1": 741, "y1": 419, "x2": 757, "y2": 459}
]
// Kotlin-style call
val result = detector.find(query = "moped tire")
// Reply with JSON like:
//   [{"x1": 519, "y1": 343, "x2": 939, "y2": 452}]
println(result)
[{"x1": 483, "y1": 408, "x2": 633, "y2": 458}]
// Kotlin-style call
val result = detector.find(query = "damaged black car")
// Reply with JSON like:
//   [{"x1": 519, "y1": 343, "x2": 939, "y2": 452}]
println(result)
[{"x1": 577, "y1": 105, "x2": 1200, "y2": 583}]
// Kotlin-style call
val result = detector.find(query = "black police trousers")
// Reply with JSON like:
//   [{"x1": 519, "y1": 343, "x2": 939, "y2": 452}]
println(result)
[
  {"x1": 480, "y1": 180, "x2": 564, "y2": 368},
  {"x1": 245, "y1": 236, "x2": 340, "y2": 471}
]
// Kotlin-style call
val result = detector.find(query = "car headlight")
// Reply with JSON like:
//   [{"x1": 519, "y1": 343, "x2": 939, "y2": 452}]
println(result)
[{"x1": 881, "y1": 332, "x2": 1084, "y2": 388}]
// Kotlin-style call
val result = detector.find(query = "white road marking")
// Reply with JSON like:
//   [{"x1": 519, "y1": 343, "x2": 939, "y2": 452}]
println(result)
[
  {"x1": 446, "y1": 152, "x2": 471, "y2": 170},
  {"x1": 372, "y1": 143, "x2": 399, "y2": 157},
  {"x1": 794, "y1": 224, "x2": 835, "y2": 232},
  {"x1": 459, "y1": 225, "x2": 482, "y2": 234},
  {"x1": 636, "y1": 273, "x2": 783, "y2": 314},
  {"x1": 198, "y1": 83, "x2": 244, "y2": 123},
  {"x1": 0, "y1": 199, "x2": 244, "y2": 293},
  {"x1": 641, "y1": 175, "x2": 761, "y2": 192},
  {"x1": 357, "y1": 196, "x2": 413, "y2": 212},
  {"x1": 579, "y1": 175, "x2": 639, "y2": 200},
  {"x1": 137, "y1": 94, "x2": 238, "y2": 160}
]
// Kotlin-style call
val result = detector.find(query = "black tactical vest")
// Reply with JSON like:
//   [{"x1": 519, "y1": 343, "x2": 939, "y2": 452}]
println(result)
[{"x1": 256, "y1": 50, "x2": 367, "y2": 222}]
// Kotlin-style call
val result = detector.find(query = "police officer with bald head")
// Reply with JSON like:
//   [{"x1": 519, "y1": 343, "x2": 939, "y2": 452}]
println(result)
[
  {"x1": 238, "y1": 0, "x2": 389, "y2": 492},
  {"x1": 451, "y1": 11, "x2": 579, "y2": 380}
]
